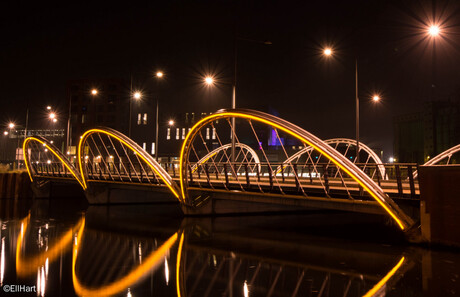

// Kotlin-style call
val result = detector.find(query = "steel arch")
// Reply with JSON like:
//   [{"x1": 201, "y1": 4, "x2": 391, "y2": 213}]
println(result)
[
  {"x1": 180, "y1": 109, "x2": 414, "y2": 230},
  {"x1": 413, "y1": 143, "x2": 460, "y2": 179},
  {"x1": 23, "y1": 136, "x2": 84, "y2": 188},
  {"x1": 277, "y1": 138, "x2": 386, "y2": 179},
  {"x1": 78, "y1": 127, "x2": 180, "y2": 199},
  {"x1": 424, "y1": 143, "x2": 460, "y2": 166},
  {"x1": 191, "y1": 143, "x2": 261, "y2": 172}
]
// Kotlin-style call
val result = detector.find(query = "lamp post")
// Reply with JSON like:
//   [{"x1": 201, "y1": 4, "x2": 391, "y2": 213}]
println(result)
[
  {"x1": 323, "y1": 48, "x2": 381, "y2": 163},
  {"x1": 155, "y1": 71, "x2": 163, "y2": 161},
  {"x1": 129, "y1": 91, "x2": 142, "y2": 138}
]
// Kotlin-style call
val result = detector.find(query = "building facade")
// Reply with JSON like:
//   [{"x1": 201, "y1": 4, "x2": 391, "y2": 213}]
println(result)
[{"x1": 394, "y1": 100, "x2": 460, "y2": 163}]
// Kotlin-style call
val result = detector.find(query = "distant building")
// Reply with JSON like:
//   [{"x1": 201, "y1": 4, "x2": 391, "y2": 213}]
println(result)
[
  {"x1": 394, "y1": 100, "x2": 460, "y2": 163},
  {"x1": 68, "y1": 78, "x2": 130, "y2": 148}
]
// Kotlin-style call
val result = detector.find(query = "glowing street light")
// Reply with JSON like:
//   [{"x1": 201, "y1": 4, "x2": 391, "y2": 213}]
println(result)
[
  {"x1": 428, "y1": 25, "x2": 440, "y2": 37},
  {"x1": 8, "y1": 123, "x2": 15, "y2": 129},
  {"x1": 91, "y1": 89, "x2": 98, "y2": 95},
  {"x1": 168, "y1": 120, "x2": 174, "y2": 126},
  {"x1": 46, "y1": 106, "x2": 52, "y2": 110},
  {"x1": 323, "y1": 48, "x2": 333, "y2": 56},
  {"x1": 372, "y1": 94, "x2": 381, "y2": 102},
  {"x1": 133, "y1": 91, "x2": 142, "y2": 100},
  {"x1": 49, "y1": 113, "x2": 56, "y2": 120},
  {"x1": 204, "y1": 76, "x2": 214, "y2": 86},
  {"x1": 154, "y1": 71, "x2": 164, "y2": 161}
]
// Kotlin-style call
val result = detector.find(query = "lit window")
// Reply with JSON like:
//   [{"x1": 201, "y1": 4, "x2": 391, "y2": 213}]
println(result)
[
  {"x1": 142, "y1": 142, "x2": 146, "y2": 150},
  {"x1": 182, "y1": 128, "x2": 186, "y2": 140},
  {"x1": 176, "y1": 128, "x2": 179, "y2": 140},
  {"x1": 137, "y1": 113, "x2": 141, "y2": 125},
  {"x1": 143, "y1": 113, "x2": 148, "y2": 125},
  {"x1": 151, "y1": 142, "x2": 155, "y2": 155},
  {"x1": 206, "y1": 128, "x2": 210, "y2": 140},
  {"x1": 167, "y1": 128, "x2": 171, "y2": 140},
  {"x1": 212, "y1": 128, "x2": 216, "y2": 139},
  {"x1": 188, "y1": 128, "x2": 191, "y2": 132}
]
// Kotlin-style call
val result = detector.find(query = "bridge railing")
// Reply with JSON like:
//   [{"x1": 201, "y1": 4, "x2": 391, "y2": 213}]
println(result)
[{"x1": 171, "y1": 161, "x2": 419, "y2": 200}]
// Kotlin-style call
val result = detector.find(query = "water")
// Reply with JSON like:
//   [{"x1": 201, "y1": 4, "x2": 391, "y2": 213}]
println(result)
[{"x1": 1, "y1": 198, "x2": 459, "y2": 297}]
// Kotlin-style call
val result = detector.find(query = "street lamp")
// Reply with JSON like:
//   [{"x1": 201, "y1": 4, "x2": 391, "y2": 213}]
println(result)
[
  {"x1": 154, "y1": 71, "x2": 164, "y2": 161},
  {"x1": 322, "y1": 48, "x2": 361, "y2": 162},
  {"x1": 204, "y1": 76, "x2": 214, "y2": 86},
  {"x1": 428, "y1": 25, "x2": 440, "y2": 37},
  {"x1": 129, "y1": 91, "x2": 142, "y2": 138},
  {"x1": 372, "y1": 94, "x2": 381, "y2": 102}
]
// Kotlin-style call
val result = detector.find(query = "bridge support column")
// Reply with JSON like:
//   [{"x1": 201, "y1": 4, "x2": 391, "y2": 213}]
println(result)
[{"x1": 419, "y1": 165, "x2": 460, "y2": 247}]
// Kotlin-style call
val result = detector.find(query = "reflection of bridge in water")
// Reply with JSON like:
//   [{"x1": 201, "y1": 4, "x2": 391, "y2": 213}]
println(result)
[
  {"x1": 14, "y1": 210, "x2": 414, "y2": 297},
  {"x1": 22, "y1": 109, "x2": 460, "y2": 234}
]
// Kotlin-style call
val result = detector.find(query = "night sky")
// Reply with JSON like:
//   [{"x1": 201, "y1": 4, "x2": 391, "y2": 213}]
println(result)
[{"x1": 2, "y1": 0, "x2": 460, "y2": 158}]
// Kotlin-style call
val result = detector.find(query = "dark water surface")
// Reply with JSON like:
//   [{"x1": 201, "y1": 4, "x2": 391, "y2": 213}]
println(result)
[{"x1": 1, "y1": 198, "x2": 459, "y2": 297}]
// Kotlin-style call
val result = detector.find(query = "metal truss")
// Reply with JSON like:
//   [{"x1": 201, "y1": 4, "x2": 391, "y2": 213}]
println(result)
[
  {"x1": 23, "y1": 127, "x2": 181, "y2": 199},
  {"x1": 413, "y1": 143, "x2": 460, "y2": 179},
  {"x1": 191, "y1": 143, "x2": 261, "y2": 175},
  {"x1": 276, "y1": 138, "x2": 386, "y2": 180},
  {"x1": 23, "y1": 136, "x2": 84, "y2": 188},
  {"x1": 179, "y1": 109, "x2": 414, "y2": 230}
]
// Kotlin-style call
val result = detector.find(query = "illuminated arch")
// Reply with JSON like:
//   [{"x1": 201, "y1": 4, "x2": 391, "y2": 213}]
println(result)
[
  {"x1": 72, "y1": 219, "x2": 180, "y2": 297},
  {"x1": 77, "y1": 127, "x2": 180, "y2": 199},
  {"x1": 16, "y1": 214, "x2": 85, "y2": 277},
  {"x1": 413, "y1": 143, "x2": 460, "y2": 179},
  {"x1": 276, "y1": 138, "x2": 386, "y2": 179},
  {"x1": 23, "y1": 136, "x2": 84, "y2": 188},
  {"x1": 180, "y1": 109, "x2": 414, "y2": 230},
  {"x1": 191, "y1": 143, "x2": 261, "y2": 172},
  {"x1": 424, "y1": 144, "x2": 460, "y2": 166}
]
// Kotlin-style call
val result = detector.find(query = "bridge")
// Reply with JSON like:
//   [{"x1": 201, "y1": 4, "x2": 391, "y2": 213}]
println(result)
[{"x1": 22, "y1": 108, "x2": 459, "y2": 234}]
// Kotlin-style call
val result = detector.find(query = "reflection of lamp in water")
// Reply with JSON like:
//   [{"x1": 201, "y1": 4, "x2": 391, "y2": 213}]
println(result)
[
  {"x1": 165, "y1": 258, "x2": 170, "y2": 285},
  {"x1": 1, "y1": 237, "x2": 5, "y2": 286}
]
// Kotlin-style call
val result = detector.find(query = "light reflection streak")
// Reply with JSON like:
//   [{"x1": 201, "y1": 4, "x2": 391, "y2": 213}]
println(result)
[
  {"x1": 244, "y1": 280, "x2": 249, "y2": 297},
  {"x1": 16, "y1": 214, "x2": 85, "y2": 277},
  {"x1": 165, "y1": 258, "x2": 170, "y2": 285},
  {"x1": 1, "y1": 237, "x2": 5, "y2": 286},
  {"x1": 362, "y1": 256, "x2": 405, "y2": 297},
  {"x1": 72, "y1": 219, "x2": 179, "y2": 297}
]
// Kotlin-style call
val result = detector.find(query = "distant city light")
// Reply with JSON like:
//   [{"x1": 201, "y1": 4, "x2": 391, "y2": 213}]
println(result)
[
  {"x1": 389, "y1": 157, "x2": 395, "y2": 163},
  {"x1": 168, "y1": 120, "x2": 174, "y2": 126},
  {"x1": 428, "y1": 25, "x2": 440, "y2": 37},
  {"x1": 53, "y1": 118, "x2": 57, "y2": 123},
  {"x1": 8, "y1": 123, "x2": 15, "y2": 129},
  {"x1": 91, "y1": 89, "x2": 98, "y2": 95},
  {"x1": 49, "y1": 113, "x2": 56, "y2": 119},
  {"x1": 3, "y1": 131, "x2": 8, "y2": 136},
  {"x1": 156, "y1": 71, "x2": 164, "y2": 78},
  {"x1": 372, "y1": 95, "x2": 380, "y2": 101},
  {"x1": 46, "y1": 106, "x2": 51, "y2": 110},
  {"x1": 323, "y1": 48, "x2": 333, "y2": 56}
]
